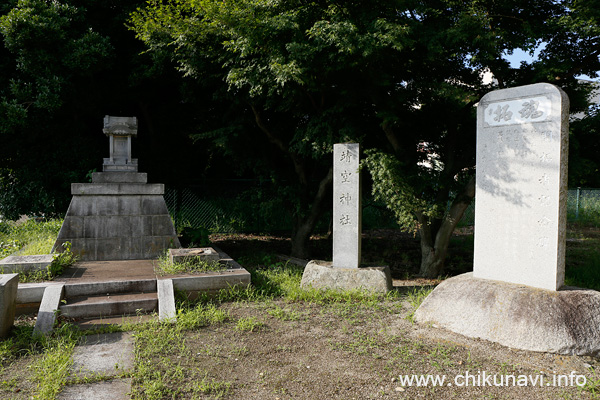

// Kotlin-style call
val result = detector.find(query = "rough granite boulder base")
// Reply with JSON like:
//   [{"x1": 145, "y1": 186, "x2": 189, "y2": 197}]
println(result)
[
  {"x1": 0, "y1": 274, "x2": 18, "y2": 338},
  {"x1": 300, "y1": 260, "x2": 392, "y2": 293},
  {"x1": 414, "y1": 273, "x2": 600, "y2": 356}
]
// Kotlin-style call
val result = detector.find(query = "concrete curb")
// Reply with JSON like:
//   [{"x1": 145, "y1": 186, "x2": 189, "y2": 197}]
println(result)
[
  {"x1": 34, "y1": 284, "x2": 65, "y2": 335},
  {"x1": 157, "y1": 278, "x2": 176, "y2": 322}
]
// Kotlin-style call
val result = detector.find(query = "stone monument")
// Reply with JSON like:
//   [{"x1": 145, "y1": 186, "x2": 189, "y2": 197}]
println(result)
[
  {"x1": 415, "y1": 83, "x2": 600, "y2": 355},
  {"x1": 301, "y1": 143, "x2": 391, "y2": 292},
  {"x1": 333, "y1": 143, "x2": 362, "y2": 268},
  {"x1": 53, "y1": 116, "x2": 181, "y2": 261},
  {"x1": 473, "y1": 84, "x2": 568, "y2": 291}
]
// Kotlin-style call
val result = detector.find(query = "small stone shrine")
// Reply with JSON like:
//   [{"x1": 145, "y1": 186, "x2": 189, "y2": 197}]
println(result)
[
  {"x1": 53, "y1": 116, "x2": 180, "y2": 261},
  {"x1": 301, "y1": 143, "x2": 392, "y2": 292},
  {"x1": 415, "y1": 83, "x2": 600, "y2": 355}
]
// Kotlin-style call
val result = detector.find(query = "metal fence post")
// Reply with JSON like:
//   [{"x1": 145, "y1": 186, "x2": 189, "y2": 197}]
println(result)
[
  {"x1": 176, "y1": 187, "x2": 182, "y2": 230},
  {"x1": 576, "y1": 187, "x2": 581, "y2": 220}
]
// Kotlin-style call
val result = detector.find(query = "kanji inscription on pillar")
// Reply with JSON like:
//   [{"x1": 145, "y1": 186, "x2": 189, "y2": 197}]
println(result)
[{"x1": 333, "y1": 143, "x2": 361, "y2": 268}]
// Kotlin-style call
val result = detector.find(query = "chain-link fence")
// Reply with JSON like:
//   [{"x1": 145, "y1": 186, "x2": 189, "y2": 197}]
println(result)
[
  {"x1": 458, "y1": 188, "x2": 600, "y2": 226},
  {"x1": 165, "y1": 183, "x2": 600, "y2": 233},
  {"x1": 567, "y1": 188, "x2": 600, "y2": 223},
  {"x1": 164, "y1": 181, "x2": 400, "y2": 234}
]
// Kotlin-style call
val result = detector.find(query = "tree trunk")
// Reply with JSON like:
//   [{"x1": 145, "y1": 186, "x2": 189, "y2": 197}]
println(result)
[
  {"x1": 418, "y1": 176, "x2": 475, "y2": 278},
  {"x1": 290, "y1": 167, "x2": 333, "y2": 259}
]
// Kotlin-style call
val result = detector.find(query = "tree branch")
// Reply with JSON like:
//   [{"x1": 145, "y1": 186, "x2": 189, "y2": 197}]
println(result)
[
  {"x1": 250, "y1": 103, "x2": 308, "y2": 186},
  {"x1": 381, "y1": 120, "x2": 401, "y2": 153}
]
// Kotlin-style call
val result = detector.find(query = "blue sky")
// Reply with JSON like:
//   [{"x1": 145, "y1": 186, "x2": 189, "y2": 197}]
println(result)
[{"x1": 503, "y1": 48, "x2": 600, "y2": 82}]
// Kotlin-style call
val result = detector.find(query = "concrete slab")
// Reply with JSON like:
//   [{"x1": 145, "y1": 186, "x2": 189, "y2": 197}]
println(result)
[
  {"x1": 159, "y1": 246, "x2": 251, "y2": 294},
  {"x1": 56, "y1": 260, "x2": 156, "y2": 283},
  {"x1": 157, "y1": 278, "x2": 176, "y2": 322},
  {"x1": 0, "y1": 254, "x2": 53, "y2": 273},
  {"x1": 60, "y1": 292, "x2": 157, "y2": 318},
  {"x1": 72, "y1": 332, "x2": 134, "y2": 376},
  {"x1": 166, "y1": 269, "x2": 251, "y2": 294},
  {"x1": 18, "y1": 282, "x2": 66, "y2": 303},
  {"x1": 63, "y1": 279, "x2": 156, "y2": 298},
  {"x1": 59, "y1": 379, "x2": 131, "y2": 400},
  {"x1": 73, "y1": 314, "x2": 156, "y2": 330},
  {"x1": 169, "y1": 247, "x2": 219, "y2": 264},
  {"x1": 34, "y1": 283, "x2": 64, "y2": 335}
]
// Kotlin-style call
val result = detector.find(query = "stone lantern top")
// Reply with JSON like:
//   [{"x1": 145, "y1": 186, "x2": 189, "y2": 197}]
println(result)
[
  {"x1": 102, "y1": 115, "x2": 138, "y2": 171},
  {"x1": 103, "y1": 115, "x2": 138, "y2": 137}
]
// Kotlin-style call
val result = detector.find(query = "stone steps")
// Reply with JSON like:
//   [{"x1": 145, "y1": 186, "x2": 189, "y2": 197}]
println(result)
[
  {"x1": 63, "y1": 279, "x2": 156, "y2": 297},
  {"x1": 57, "y1": 278, "x2": 159, "y2": 319},
  {"x1": 60, "y1": 291, "x2": 157, "y2": 318}
]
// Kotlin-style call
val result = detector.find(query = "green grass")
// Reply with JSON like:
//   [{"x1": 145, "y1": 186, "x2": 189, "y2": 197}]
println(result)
[
  {"x1": 405, "y1": 286, "x2": 434, "y2": 323},
  {"x1": 0, "y1": 219, "x2": 77, "y2": 282},
  {"x1": 234, "y1": 316, "x2": 264, "y2": 332},
  {"x1": 565, "y1": 248, "x2": 600, "y2": 290},
  {"x1": 0, "y1": 322, "x2": 83, "y2": 399},
  {"x1": 208, "y1": 259, "x2": 402, "y2": 306},
  {"x1": 130, "y1": 304, "x2": 231, "y2": 399},
  {"x1": 0, "y1": 219, "x2": 62, "y2": 259},
  {"x1": 568, "y1": 196, "x2": 600, "y2": 226},
  {"x1": 155, "y1": 252, "x2": 227, "y2": 276}
]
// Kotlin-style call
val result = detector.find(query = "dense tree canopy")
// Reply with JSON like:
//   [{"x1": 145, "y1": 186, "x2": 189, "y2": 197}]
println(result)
[
  {"x1": 0, "y1": 0, "x2": 598, "y2": 276},
  {"x1": 131, "y1": 0, "x2": 600, "y2": 274},
  {"x1": 0, "y1": 0, "x2": 211, "y2": 219}
]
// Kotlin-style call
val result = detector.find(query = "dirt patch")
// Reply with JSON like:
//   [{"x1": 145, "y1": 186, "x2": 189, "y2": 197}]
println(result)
[{"x1": 153, "y1": 299, "x2": 600, "y2": 399}]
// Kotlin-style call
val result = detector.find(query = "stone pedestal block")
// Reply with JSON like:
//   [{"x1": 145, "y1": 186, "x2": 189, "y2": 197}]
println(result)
[
  {"x1": 53, "y1": 175, "x2": 180, "y2": 261},
  {"x1": 415, "y1": 273, "x2": 600, "y2": 355},
  {"x1": 0, "y1": 255, "x2": 53, "y2": 273},
  {"x1": 300, "y1": 261, "x2": 392, "y2": 293},
  {"x1": 0, "y1": 274, "x2": 18, "y2": 338}
]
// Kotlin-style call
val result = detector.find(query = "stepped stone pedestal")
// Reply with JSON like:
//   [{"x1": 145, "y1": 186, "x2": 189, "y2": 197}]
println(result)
[{"x1": 53, "y1": 116, "x2": 180, "y2": 261}]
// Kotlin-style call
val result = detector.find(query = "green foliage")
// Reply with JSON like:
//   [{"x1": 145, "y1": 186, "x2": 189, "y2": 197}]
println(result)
[
  {"x1": 180, "y1": 226, "x2": 210, "y2": 247},
  {"x1": 362, "y1": 150, "x2": 443, "y2": 231},
  {"x1": 267, "y1": 306, "x2": 301, "y2": 321},
  {"x1": 0, "y1": 0, "x2": 117, "y2": 218},
  {"x1": 202, "y1": 260, "x2": 401, "y2": 306},
  {"x1": 130, "y1": 0, "x2": 600, "y2": 260},
  {"x1": 48, "y1": 241, "x2": 77, "y2": 277},
  {"x1": 194, "y1": 376, "x2": 232, "y2": 398},
  {"x1": 131, "y1": 304, "x2": 229, "y2": 399},
  {"x1": 0, "y1": 322, "x2": 82, "y2": 399},
  {"x1": 0, "y1": 0, "x2": 112, "y2": 112}
]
